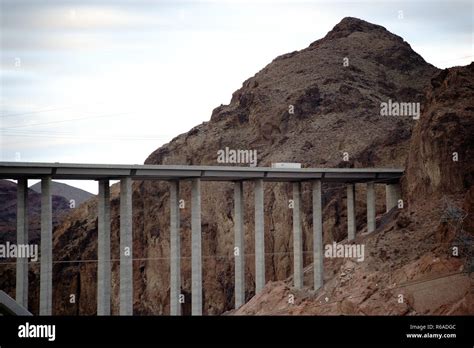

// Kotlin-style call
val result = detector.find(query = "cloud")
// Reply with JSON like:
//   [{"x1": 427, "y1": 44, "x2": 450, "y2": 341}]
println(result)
[
  {"x1": 2, "y1": 5, "x2": 161, "y2": 31},
  {"x1": 0, "y1": 1, "x2": 177, "y2": 52}
]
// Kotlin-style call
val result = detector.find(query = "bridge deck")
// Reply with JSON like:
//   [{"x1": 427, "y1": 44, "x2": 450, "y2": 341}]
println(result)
[{"x1": 0, "y1": 162, "x2": 403, "y2": 183}]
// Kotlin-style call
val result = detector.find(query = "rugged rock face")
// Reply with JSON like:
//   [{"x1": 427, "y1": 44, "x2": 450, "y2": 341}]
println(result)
[
  {"x1": 233, "y1": 64, "x2": 474, "y2": 315},
  {"x1": 0, "y1": 17, "x2": 445, "y2": 315},
  {"x1": 404, "y1": 63, "x2": 474, "y2": 201}
]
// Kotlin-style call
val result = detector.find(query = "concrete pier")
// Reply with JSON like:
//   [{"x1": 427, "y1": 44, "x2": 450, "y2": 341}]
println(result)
[
  {"x1": 347, "y1": 184, "x2": 356, "y2": 241},
  {"x1": 234, "y1": 181, "x2": 245, "y2": 308},
  {"x1": 254, "y1": 179, "x2": 265, "y2": 293},
  {"x1": 97, "y1": 180, "x2": 111, "y2": 315},
  {"x1": 312, "y1": 180, "x2": 323, "y2": 290},
  {"x1": 119, "y1": 178, "x2": 133, "y2": 315},
  {"x1": 386, "y1": 183, "x2": 401, "y2": 212},
  {"x1": 169, "y1": 181, "x2": 181, "y2": 315},
  {"x1": 16, "y1": 178, "x2": 28, "y2": 308},
  {"x1": 367, "y1": 182, "x2": 376, "y2": 233},
  {"x1": 191, "y1": 178, "x2": 202, "y2": 315},
  {"x1": 292, "y1": 182, "x2": 303, "y2": 289},
  {"x1": 40, "y1": 177, "x2": 52, "y2": 315}
]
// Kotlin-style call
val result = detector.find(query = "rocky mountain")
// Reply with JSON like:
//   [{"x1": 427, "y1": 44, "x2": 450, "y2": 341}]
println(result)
[
  {"x1": 29, "y1": 181, "x2": 94, "y2": 207},
  {"x1": 233, "y1": 63, "x2": 474, "y2": 315},
  {"x1": 3, "y1": 17, "x2": 470, "y2": 316}
]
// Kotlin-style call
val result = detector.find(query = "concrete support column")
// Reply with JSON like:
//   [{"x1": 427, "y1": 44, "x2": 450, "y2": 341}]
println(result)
[
  {"x1": 292, "y1": 182, "x2": 303, "y2": 289},
  {"x1": 97, "y1": 180, "x2": 111, "y2": 315},
  {"x1": 386, "y1": 183, "x2": 401, "y2": 212},
  {"x1": 254, "y1": 179, "x2": 265, "y2": 293},
  {"x1": 191, "y1": 178, "x2": 202, "y2": 315},
  {"x1": 16, "y1": 178, "x2": 28, "y2": 308},
  {"x1": 234, "y1": 181, "x2": 245, "y2": 308},
  {"x1": 347, "y1": 183, "x2": 356, "y2": 242},
  {"x1": 40, "y1": 177, "x2": 52, "y2": 315},
  {"x1": 119, "y1": 177, "x2": 133, "y2": 315},
  {"x1": 312, "y1": 180, "x2": 323, "y2": 290},
  {"x1": 366, "y1": 182, "x2": 376, "y2": 233},
  {"x1": 169, "y1": 181, "x2": 181, "y2": 316}
]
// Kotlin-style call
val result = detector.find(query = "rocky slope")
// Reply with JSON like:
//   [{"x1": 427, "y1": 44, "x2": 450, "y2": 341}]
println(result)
[
  {"x1": 233, "y1": 63, "x2": 474, "y2": 315},
  {"x1": 0, "y1": 17, "x2": 448, "y2": 315}
]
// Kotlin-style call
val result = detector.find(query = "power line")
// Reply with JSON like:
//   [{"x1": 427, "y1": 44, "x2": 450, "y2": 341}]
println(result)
[
  {"x1": 0, "y1": 102, "x2": 110, "y2": 118},
  {"x1": 0, "y1": 111, "x2": 134, "y2": 130},
  {"x1": 0, "y1": 239, "x2": 470, "y2": 265},
  {"x1": 1, "y1": 106, "x2": 81, "y2": 119},
  {"x1": 0, "y1": 131, "x2": 172, "y2": 141}
]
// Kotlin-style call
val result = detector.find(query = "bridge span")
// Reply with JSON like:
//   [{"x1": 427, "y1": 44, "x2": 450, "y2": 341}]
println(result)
[{"x1": 0, "y1": 162, "x2": 403, "y2": 315}]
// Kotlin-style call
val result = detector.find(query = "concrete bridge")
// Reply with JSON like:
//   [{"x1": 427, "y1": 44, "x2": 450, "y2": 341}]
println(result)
[{"x1": 0, "y1": 162, "x2": 403, "y2": 315}]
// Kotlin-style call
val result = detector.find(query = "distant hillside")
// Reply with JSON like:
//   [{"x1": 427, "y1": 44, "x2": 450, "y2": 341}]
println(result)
[
  {"x1": 0, "y1": 179, "x2": 71, "y2": 244},
  {"x1": 30, "y1": 181, "x2": 94, "y2": 206}
]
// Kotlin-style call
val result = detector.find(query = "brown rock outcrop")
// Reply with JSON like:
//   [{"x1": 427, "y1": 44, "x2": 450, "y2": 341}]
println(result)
[{"x1": 404, "y1": 63, "x2": 474, "y2": 201}]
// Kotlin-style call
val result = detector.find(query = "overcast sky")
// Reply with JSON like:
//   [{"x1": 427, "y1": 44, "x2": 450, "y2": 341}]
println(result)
[{"x1": 0, "y1": 0, "x2": 472, "y2": 193}]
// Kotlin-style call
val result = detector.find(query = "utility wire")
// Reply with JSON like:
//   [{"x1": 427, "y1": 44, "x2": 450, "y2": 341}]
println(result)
[
  {"x1": 0, "y1": 111, "x2": 134, "y2": 130},
  {"x1": 1, "y1": 106, "x2": 87, "y2": 118},
  {"x1": 0, "y1": 240, "x2": 470, "y2": 265}
]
